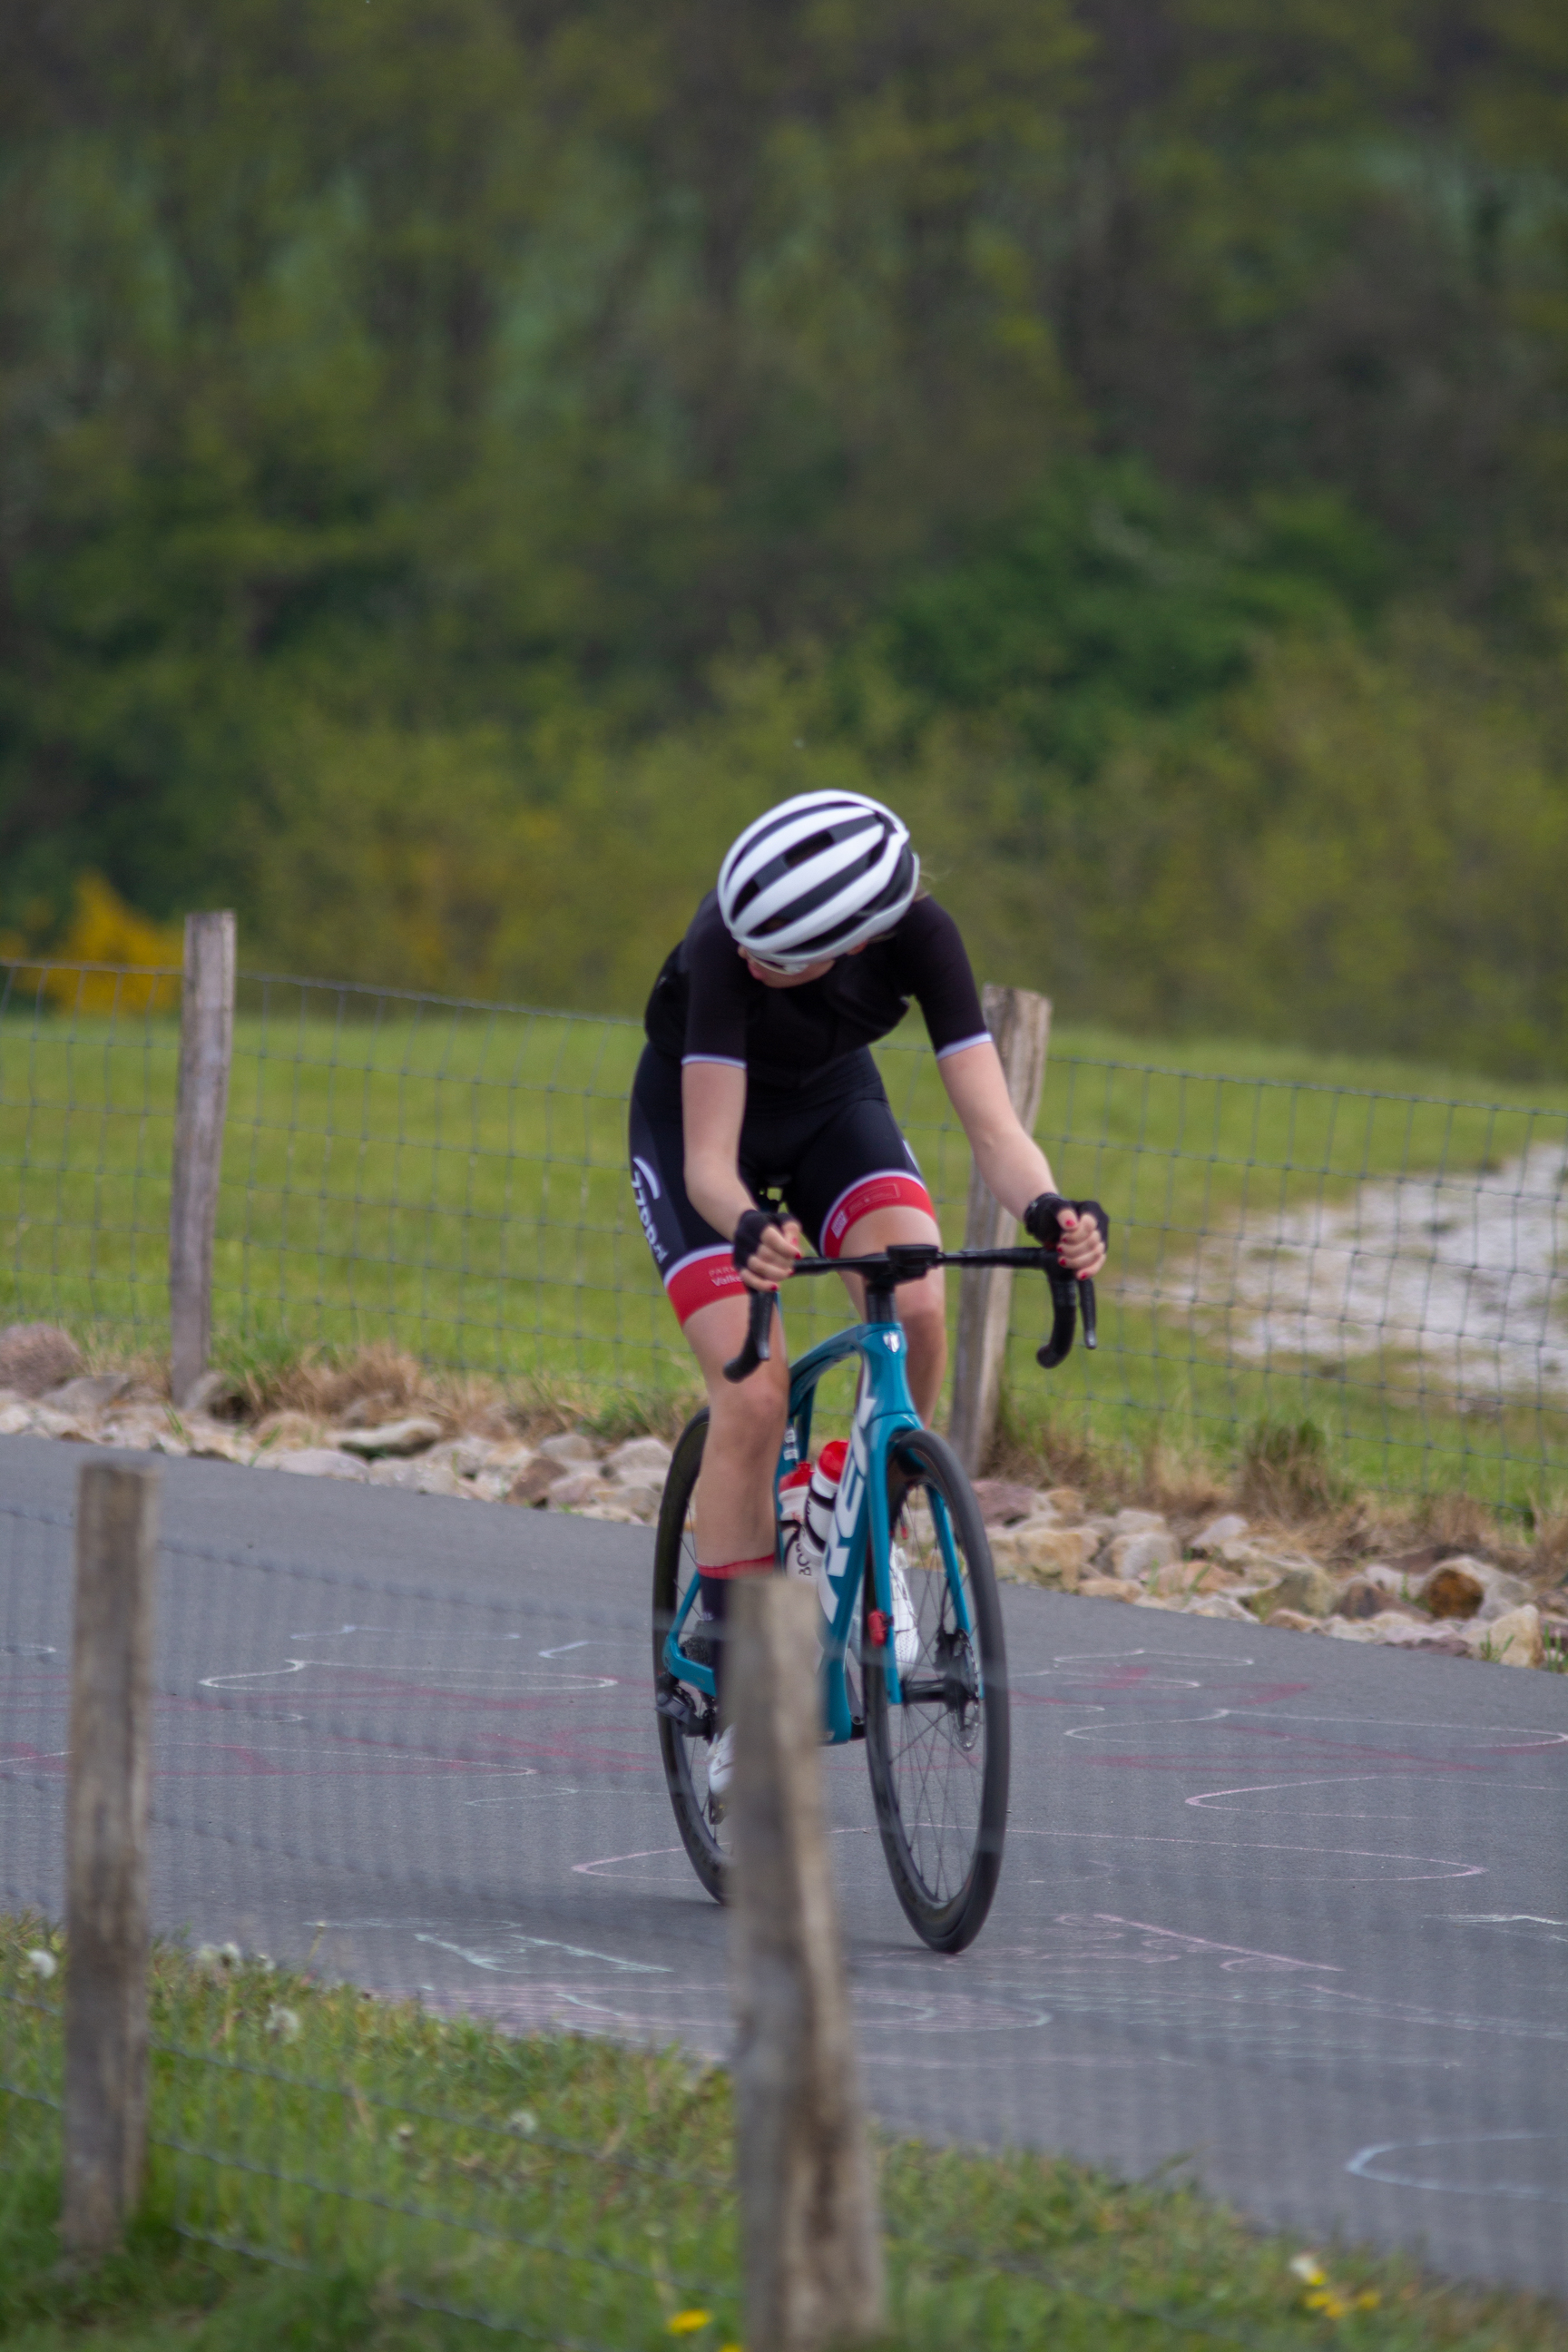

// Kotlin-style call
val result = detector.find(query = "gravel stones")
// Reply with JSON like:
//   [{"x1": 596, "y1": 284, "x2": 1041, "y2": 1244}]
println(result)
[
  {"x1": 603, "y1": 1437, "x2": 673, "y2": 1482},
  {"x1": 988, "y1": 1523, "x2": 1091, "y2": 1586},
  {"x1": 270, "y1": 1448, "x2": 368, "y2": 1482},
  {"x1": 0, "y1": 1324, "x2": 84, "y2": 1396},
  {"x1": 1190, "y1": 1514, "x2": 1249, "y2": 1554},
  {"x1": 971, "y1": 1479, "x2": 1049, "y2": 1526},
  {"x1": 1250, "y1": 1560, "x2": 1339, "y2": 1619},
  {"x1": 1107, "y1": 1528, "x2": 1178, "y2": 1581},
  {"x1": 535, "y1": 1432, "x2": 597, "y2": 1466}
]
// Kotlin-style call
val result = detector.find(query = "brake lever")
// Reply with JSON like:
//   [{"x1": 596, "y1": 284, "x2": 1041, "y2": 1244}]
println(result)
[
  {"x1": 1036, "y1": 1254, "x2": 1078, "y2": 1368},
  {"x1": 722, "y1": 1287, "x2": 776, "y2": 1383},
  {"x1": 1034, "y1": 1252, "x2": 1100, "y2": 1368}
]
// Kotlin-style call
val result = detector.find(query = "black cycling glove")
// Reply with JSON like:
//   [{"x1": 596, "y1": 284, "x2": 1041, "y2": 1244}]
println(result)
[
  {"x1": 1024, "y1": 1192, "x2": 1110, "y2": 1252},
  {"x1": 732, "y1": 1206, "x2": 785, "y2": 1273}
]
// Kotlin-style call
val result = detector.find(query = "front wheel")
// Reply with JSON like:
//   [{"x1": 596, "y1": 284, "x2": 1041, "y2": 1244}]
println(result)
[
  {"x1": 864, "y1": 1426, "x2": 1009, "y2": 1953},
  {"x1": 652, "y1": 1410, "x2": 729, "y2": 1904}
]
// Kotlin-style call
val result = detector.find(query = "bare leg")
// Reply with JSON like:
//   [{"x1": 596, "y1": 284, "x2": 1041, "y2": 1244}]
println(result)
[
  {"x1": 833, "y1": 1203, "x2": 947, "y2": 1423},
  {"x1": 681, "y1": 1291, "x2": 790, "y2": 1567}
]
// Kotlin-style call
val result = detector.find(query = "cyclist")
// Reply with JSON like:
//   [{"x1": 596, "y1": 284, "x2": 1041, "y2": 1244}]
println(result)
[{"x1": 629, "y1": 789, "x2": 1106, "y2": 1793}]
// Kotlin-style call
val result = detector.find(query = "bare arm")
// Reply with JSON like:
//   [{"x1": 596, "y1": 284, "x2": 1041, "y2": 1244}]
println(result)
[
  {"x1": 937, "y1": 1041, "x2": 1106, "y2": 1276},
  {"x1": 681, "y1": 1061, "x2": 801, "y2": 1285}
]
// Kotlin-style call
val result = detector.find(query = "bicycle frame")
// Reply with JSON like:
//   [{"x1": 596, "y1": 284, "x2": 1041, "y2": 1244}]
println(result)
[{"x1": 661, "y1": 1303, "x2": 973, "y2": 1741}]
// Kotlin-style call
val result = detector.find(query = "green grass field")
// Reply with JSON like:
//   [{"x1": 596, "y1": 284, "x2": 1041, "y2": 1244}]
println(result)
[
  {"x1": 5, "y1": 1919, "x2": 1565, "y2": 2352},
  {"x1": 4, "y1": 971, "x2": 1566, "y2": 1512}
]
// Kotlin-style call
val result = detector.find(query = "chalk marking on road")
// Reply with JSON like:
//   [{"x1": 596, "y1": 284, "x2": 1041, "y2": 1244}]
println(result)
[
  {"x1": 414, "y1": 1931, "x2": 670, "y2": 1975},
  {"x1": 1013, "y1": 1825, "x2": 1485, "y2": 1879},
  {"x1": 1347, "y1": 2132, "x2": 1564, "y2": 2202},
  {"x1": 1444, "y1": 1913, "x2": 1568, "y2": 1926},
  {"x1": 539, "y1": 1641, "x2": 592, "y2": 1656},
  {"x1": 285, "y1": 1625, "x2": 396, "y2": 1638},
  {"x1": 573, "y1": 1843, "x2": 687, "y2": 1877},
  {"x1": 1073, "y1": 1913, "x2": 1340, "y2": 1973},
  {"x1": 201, "y1": 1661, "x2": 309, "y2": 1687}
]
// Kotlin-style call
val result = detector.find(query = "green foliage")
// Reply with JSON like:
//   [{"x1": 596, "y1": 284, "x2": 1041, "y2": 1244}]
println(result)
[
  {"x1": 4, "y1": 0, "x2": 1568, "y2": 1073},
  {"x1": 882, "y1": 464, "x2": 1396, "y2": 772}
]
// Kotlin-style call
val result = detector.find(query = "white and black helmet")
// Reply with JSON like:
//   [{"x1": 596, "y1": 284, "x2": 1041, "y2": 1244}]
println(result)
[{"x1": 718, "y1": 791, "x2": 919, "y2": 970}]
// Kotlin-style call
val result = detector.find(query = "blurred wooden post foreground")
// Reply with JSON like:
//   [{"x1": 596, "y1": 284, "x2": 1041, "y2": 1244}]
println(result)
[
  {"x1": 948, "y1": 985, "x2": 1052, "y2": 1475},
  {"x1": 169, "y1": 909, "x2": 235, "y2": 1408},
  {"x1": 63, "y1": 1461, "x2": 159, "y2": 2254},
  {"x1": 729, "y1": 1577, "x2": 885, "y2": 2352}
]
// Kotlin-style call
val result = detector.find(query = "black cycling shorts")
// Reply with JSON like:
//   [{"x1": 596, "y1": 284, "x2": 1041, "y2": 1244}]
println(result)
[{"x1": 628, "y1": 1046, "x2": 934, "y2": 1327}]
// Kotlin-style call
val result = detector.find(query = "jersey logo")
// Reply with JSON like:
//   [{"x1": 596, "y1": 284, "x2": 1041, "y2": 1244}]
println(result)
[{"x1": 632, "y1": 1155, "x2": 662, "y2": 1200}]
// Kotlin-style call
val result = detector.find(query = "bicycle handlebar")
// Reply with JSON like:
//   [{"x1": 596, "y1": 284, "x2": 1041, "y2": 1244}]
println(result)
[{"x1": 721, "y1": 1243, "x2": 1098, "y2": 1383}]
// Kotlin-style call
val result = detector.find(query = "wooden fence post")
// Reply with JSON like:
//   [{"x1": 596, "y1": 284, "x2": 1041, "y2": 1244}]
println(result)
[
  {"x1": 63, "y1": 1460, "x2": 160, "y2": 2256},
  {"x1": 948, "y1": 985, "x2": 1052, "y2": 1476},
  {"x1": 169, "y1": 910, "x2": 235, "y2": 1409},
  {"x1": 729, "y1": 1578, "x2": 885, "y2": 2352}
]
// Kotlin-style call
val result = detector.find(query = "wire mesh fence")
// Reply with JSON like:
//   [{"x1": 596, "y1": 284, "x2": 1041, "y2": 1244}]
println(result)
[
  {"x1": 3, "y1": 957, "x2": 1567, "y2": 1510},
  {"x1": 4, "y1": 1470, "x2": 1566, "y2": 2344}
]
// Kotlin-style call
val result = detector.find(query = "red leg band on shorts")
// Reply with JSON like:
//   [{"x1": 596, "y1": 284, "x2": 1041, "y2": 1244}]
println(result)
[
  {"x1": 696, "y1": 1554, "x2": 775, "y2": 1580},
  {"x1": 665, "y1": 1244, "x2": 748, "y2": 1327},
  {"x1": 820, "y1": 1171, "x2": 936, "y2": 1258}
]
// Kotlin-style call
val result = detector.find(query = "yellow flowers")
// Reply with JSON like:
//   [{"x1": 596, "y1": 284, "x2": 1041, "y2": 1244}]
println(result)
[
  {"x1": 667, "y1": 2318, "x2": 710, "y2": 2337},
  {"x1": 1289, "y1": 2252, "x2": 1380, "y2": 2319}
]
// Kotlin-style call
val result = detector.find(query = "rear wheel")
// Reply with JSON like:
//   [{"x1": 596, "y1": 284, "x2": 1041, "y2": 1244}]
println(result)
[
  {"x1": 864, "y1": 1426, "x2": 1009, "y2": 1953},
  {"x1": 652, "y1": 1410, "x2": 729, "y2": 1903}
]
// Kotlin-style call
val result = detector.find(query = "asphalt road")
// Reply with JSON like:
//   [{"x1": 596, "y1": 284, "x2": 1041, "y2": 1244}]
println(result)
[{"x1": 4, "y1": 1431, "x2": 1566, "y2": 2297}]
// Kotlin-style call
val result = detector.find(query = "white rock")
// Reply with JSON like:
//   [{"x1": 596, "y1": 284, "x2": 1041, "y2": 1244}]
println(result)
[
  {"x1": 22, "y1": 1406, "x2": 87, "y2": 1440},
  {"x1": 536, "y1": 1432, "x2": 597, "y2": 1465},
  {"x1": 42, "y1": 1372, "x2": 132, "y2": 1416},
  {"x1": 335, "y1": 1416, "x2": 444, "y2": 1458},
  {"x1": 1108, "y1": 1529, "x2": 1178, "y2": 1581},
  {"x1": 367, "y1": 1456, "x2": 465, "y2": 1496},
  {"x1": 612, "y1": 1479, "x2": 665, "y2": 1521},
  {"x1": 990, "y1": 1523, "x2": 1092, "y2": 1584},
  {"x1": 1356, "y1": 1562, "x2": 1412, "y2": 1595},
  {"x1": 544, "y1": 1468, "x2": 603, "y2": 1509},
  {"x1": 271, "y1": 1448, "x2": 368, "y2": 1481},
  {"x1": 1186, "y1": 1593, "x2": 1257, "y2": 1622},
  {"x1": 1111, "y1": 1508, "x2": 1169, "y2": 1535},
  {"x1": 603, "y1": 1436, "x2": 673, "y2": 1481},
  {"x1": 1321, "y1": 1618, "x2": 1381, "y2": 1642},
  {"x1": 0, "y1": 1404, "x2": 33, "y2": 1436},
  {"x1": 1465, "y1": 1603, "x2": 1544, "y2": 1668},
  {"x1": 1190, "y1": 1514, "x2": 1250, "y2": 1554},
  {"x1": 1368, "y1": 1616, "x2": 1467, "y2": 1651}
]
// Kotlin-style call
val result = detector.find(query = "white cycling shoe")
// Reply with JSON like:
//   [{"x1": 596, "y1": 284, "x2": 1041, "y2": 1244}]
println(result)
[
  {"x1": 707, "y1": 1721, "x2": 735, "y2": 1804},
  {"x1": 889, "y1": 1544, "x2": 920, "y2": 1673}
]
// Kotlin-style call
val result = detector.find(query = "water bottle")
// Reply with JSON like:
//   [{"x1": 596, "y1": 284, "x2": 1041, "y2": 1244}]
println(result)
[
  {"x1": 786, "y1": 1440, "x2": 848, "y2": 1620},
  {"x1": 777, "y1": 1461, "x2": 812, "y2": 1577}
]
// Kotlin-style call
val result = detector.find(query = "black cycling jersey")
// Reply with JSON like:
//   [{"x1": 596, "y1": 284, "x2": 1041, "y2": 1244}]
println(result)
[{"x1": 643, "y1": 890, "x2": 989, "y2": 1093}]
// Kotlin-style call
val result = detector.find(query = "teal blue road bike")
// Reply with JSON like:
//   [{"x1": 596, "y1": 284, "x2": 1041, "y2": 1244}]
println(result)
[{"x1": 652, "y1": 1239, "x2": 1094, "y2": 1955}]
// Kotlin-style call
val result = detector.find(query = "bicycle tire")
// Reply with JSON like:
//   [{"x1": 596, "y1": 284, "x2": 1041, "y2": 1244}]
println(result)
[
  {"x1": 864, "y1": 1426, "x2": 1009, "y2": 1953},
  {"x1": 652, "y1": 1408, "x2": 729, "y2": 1904}
]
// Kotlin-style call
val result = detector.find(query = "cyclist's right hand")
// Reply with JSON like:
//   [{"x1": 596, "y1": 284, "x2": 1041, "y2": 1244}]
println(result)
[{"x1": 731, "y1": 1206, "x2": 804, "y2": 1290}]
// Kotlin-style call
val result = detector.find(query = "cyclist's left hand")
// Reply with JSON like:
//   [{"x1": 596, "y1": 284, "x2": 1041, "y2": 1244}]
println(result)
[{"x1": 1055, "y1": 1205, "x2": 1107, "y2": 1280}]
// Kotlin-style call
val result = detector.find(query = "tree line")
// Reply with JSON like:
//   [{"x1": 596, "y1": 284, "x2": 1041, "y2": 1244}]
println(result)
[{"x1": 2, "y1": 0, "x2": 1566, "y2": 1073}]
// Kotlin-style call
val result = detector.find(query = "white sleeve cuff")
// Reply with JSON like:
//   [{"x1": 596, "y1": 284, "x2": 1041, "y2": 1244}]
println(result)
[
  {"x1": 681, "y1": 1054, "x2": 748, "y2": 1071},
  {"x1": 934, "y1": 1032, "x2": 993, "y2": 1063}
]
